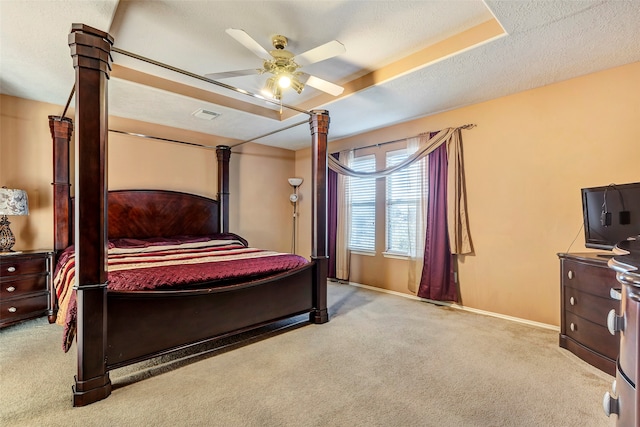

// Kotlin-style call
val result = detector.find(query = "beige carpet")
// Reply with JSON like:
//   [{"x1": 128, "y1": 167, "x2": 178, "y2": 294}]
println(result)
[{"x1": 0, "y1": 282, "x2": 615, "y2": 426}]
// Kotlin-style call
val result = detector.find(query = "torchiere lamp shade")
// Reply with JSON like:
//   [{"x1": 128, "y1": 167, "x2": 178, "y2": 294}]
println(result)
[{"x1": 0, "y1": 188, "x2": 29, "y2": 252}]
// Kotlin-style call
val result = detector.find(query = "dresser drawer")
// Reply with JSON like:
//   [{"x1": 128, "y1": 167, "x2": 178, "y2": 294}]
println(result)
[
  {"x1": 0, "y1": 256, "x2": 48, "y2": 278},
  {"x1": 565, "y1": 311, "x2": 618, "y2": 360},
  {"x1": 562, "y1": 258, "x2": 617, "y2": 298},
  {"x1": 564, "y1": 287, "x2": 618, "y2": 325},
  {"x1": 0, "y1": 294, "x2": 48, "y2": 322},
  {"x1": 0, "y1": 274, "x2": 48, "y2": 298}
]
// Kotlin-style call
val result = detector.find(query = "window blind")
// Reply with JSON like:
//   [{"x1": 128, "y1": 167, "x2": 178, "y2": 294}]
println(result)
[
  {"x1": 348, "y1": 154, "x2": 376, "y2": 252},
  {"x1": 386, "y1": 149, "x2": 424, "y2": 255}
]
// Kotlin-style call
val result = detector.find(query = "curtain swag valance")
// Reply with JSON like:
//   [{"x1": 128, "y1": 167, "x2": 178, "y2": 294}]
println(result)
[
  {"x1": 327, "y1": 125, "x2": 474, "y2": 178},
  {"x1": 329, "y1": 124, "x2": 474, "y2": 255}
]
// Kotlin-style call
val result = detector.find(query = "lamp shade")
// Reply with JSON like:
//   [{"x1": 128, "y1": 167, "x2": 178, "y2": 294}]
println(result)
[
  {"x1": 288, "y1": 177, "x2": 303, "y2": 187},
  {"x1": 0, "y1": 188, "x2": 29, "y2": 216}
]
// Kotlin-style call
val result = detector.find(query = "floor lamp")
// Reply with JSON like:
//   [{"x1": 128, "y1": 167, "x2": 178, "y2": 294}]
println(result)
[{"x1": 288, "y1": 177, "x2": 303, "y2": 254}]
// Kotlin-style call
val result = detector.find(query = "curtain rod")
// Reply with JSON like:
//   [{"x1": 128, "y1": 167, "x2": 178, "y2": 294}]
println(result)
[
  {"x1": 111, "y1": 47, "x2": 312, "y2": 116},
  {"x1": 340, "y1": 123, "x2": 476, "y2": 153}
]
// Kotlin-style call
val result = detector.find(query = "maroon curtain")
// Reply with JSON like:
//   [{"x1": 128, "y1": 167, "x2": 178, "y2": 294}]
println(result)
[
  {"x1": 417, "y1": 143, "x2": 457, "y2": 301},
  {"x1": 327, "y1": 153, "x2": 339, "y2": 278}
]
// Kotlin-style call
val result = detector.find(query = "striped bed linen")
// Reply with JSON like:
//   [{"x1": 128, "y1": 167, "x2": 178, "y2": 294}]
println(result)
[{"x1": 53, "y1": 235, "x2": 309, "y2": 351}]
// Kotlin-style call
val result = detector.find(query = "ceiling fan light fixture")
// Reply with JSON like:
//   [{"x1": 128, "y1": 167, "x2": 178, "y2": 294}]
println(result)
[
  {"x1": 262, "y1": 76, "x2": 282, "y2": 100},
  {"x1": 212, "y1": 29, "x2": 345, "y2": 100},
  {"x1": 278, "y1": 75, "x2": 291, "y2": 88},
  {"x1": 290, "y1": 76, "x2": 304, "y2": 94}
]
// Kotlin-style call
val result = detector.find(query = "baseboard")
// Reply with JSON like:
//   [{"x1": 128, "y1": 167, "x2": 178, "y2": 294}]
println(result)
[{"x1": 332, "y1": 279, "x2": 559, "y2": 332}]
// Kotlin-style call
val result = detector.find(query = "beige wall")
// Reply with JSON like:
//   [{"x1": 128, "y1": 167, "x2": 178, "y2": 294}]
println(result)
[
  {"x1": 0, "y1": 94, "x2": 295, "y2": 254},
  {"x1": 296, "y1": 61, "x2": 640, "y2": 326},
  {"x1": 230, "y1": 142, "x2": 296, "y2": 252},
  {"x1": 1, "y1": 96, "x2": 55, "y2": 251}
]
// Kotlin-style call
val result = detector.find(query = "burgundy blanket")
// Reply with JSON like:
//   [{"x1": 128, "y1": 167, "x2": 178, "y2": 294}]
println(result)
[{"x1": 53, "y1": 234, "x2": 309, "y2": 352}]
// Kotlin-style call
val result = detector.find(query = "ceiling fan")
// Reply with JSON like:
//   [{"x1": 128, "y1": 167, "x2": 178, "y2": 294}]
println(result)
[{"x1": 205, "y1": 28, "x2": 346, "y2": 101}]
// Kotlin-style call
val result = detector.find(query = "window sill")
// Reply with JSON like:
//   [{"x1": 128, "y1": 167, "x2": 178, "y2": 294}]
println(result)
[
  {"x1": 382, "y1": 251, "x2": 410, "y2": 260},
  {"x1": 350, "y1": 250, "x2": 376, "y2": 257}
]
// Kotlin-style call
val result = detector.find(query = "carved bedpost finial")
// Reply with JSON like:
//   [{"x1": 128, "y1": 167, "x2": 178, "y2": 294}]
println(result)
[
  {"x1": 69, "y1": 23, "x2": 114, "y2": 79},
  {"x1": 309, "y1": 109, "x2": 330, "y2": 135}
]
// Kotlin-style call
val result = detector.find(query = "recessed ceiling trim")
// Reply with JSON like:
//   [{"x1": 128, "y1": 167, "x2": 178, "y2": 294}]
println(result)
[
  {"x1": 279, "y1": 18, "x2": 507, "y2": 121},
  {"x1": 111, "y1": 64, "x2": 283, "y2": 120}
]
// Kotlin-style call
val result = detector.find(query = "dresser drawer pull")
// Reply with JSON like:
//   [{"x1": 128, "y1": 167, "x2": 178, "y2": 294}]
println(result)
[
  {"x1": 602, "y1": 391, "x2": 619, "y2": 417},
  {"x1": 8, "y1": 307, "x2": 17, "y2": 313},
  {"x1": 6, "y1": 286, "x2": 16, "y2": 292},
  {"x1": 607, "y1": 309, "x2": 624, "y2": 335},
  {"x1": 570, "y1": 322, "x2": 576, "y2": 332},
  {"x1": 569, "y1": 296, "x2": 576, "y2": 305},
  {"x1": 567, "y1": 270, "x2": 574, "y2": 279},
  {"x1": 610, "y1": 288, "x2": 622, "y2": 301},
  {"x1": 7, "y1": 266, "x2": 16, "y2": 273}
]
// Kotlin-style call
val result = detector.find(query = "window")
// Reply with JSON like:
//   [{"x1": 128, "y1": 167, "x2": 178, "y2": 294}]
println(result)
[
  {"x1": 385, "y1": 149, "x2": 425, "y2": 255},
  {"x1": 347, "y1": 154, "x2": 376, "y2": 252}
]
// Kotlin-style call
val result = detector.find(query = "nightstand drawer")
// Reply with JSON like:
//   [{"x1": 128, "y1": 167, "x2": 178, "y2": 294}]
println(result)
[
  {"x1": 0, "y1": 294, "x2": 48, "y2": 322},
  {"x1": 562, "y1": 258, "x2": 616, "y2": 298},
  {"x1": 0, "y1": 257, "x2": 48, "y2": 278},
  {"x1": 564, "y1": 287, "x2": 618, "y2": 325},
  {"x1": 565, "y1": 311, "x2": 618, "y2": 360},
  {"x1": 1, "y1": 274, "x2": 48, "y2": 298}
]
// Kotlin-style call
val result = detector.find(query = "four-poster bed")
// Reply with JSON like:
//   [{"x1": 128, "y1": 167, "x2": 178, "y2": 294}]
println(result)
[{"x1": 49, "y1": 24, "x2": 329, "y2": 406}]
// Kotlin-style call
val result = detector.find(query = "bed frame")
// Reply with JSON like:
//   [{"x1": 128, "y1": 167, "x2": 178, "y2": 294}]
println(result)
[{"x1": 49, "y1": 24, "x2": 329, "y2": 406}]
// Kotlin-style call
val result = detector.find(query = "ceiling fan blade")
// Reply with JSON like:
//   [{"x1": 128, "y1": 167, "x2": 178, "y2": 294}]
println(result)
[
  {"x1": 204, "y1": 69, "x2": 261, "y2": 80},
  {"x1": 301, "y1": 74, "x2": 344, "y2": 96},
  {"x1": 225, "y1": 28, "x2": 271, "y2": 60},
  {"x1": 294, "y1": 40, "x2": 345, "y2": 66}
]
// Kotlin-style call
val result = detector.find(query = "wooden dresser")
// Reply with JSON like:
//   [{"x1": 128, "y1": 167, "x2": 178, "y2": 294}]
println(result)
[
  {"x1": 604, "y1": 238, "x2": 640, "y2": 425},
  {"x1": 558, "y1": 252, "x2": 620, "y2": 376},
  {"x1": 0, "y1": 250, "x2": 53, "y2": 328}
]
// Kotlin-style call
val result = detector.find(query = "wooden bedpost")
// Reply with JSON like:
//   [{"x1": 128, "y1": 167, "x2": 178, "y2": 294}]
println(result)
[
  {"x1": 216, "y1": 145, "x2": 231, "y2": 233},
  {"x1": 309, "y1": 110, "x2": 329, "y2": 324},
  {"x1": 68, "y1": 23, "x2": 113, "y2": 406},
  {"x1": 48, "y1": 115, "x2": 73, "y2": 323},
  {"x1": 49, "y1": 116, "x2": 73, "y2": 254}
]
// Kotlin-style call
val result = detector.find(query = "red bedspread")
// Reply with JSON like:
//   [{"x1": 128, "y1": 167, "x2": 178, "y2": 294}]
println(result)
[{"x1": 53, "y1": 234, "x2": 309, "y2": 351}]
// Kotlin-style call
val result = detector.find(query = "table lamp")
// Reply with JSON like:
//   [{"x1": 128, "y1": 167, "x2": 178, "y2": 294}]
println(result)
[{"x1": 0, "y1": 187, "x2": 29, "y2": 253}]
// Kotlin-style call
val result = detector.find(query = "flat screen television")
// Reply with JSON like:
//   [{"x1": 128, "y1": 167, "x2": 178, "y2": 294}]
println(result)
[{"x1": 582, "y1": 182, "x2": 640, "y2": 250}]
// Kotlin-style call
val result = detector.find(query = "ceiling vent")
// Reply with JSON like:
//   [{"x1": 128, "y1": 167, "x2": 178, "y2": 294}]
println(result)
[{"x1": 192, "y1": 108, "x2": 221, "y2": 120}]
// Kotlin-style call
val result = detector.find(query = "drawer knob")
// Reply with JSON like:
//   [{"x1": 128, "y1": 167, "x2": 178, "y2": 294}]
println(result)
[
  {"x1": 570, "y1": 322, "x2": 576, "y2": 332},
  {"x1": 569, "y1": 296, "x2": 576, "y2": 305},
  {"x1": 603, "y1": 391, "x2": 619, "y2": 417},
  {"x1": 8, "y1": 307, "x2": 17, "y2": 313},
  {"x1": 607, "y1": 309, "x2": 624, "y2": 335},
  {"x1": 6, "y1": 286, "x2": 16, "y2": 292},
  {"x1": 610, "y1": 288, "x2": 622, "y2": 301},
  {"x1": 7, "y1": 266, "x2": 16, "y2": 273},
  {"x1": 567, "y1": 270, "x2": 574, "y2": 279}
]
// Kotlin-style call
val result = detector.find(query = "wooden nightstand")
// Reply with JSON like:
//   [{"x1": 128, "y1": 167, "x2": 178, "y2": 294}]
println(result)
[{"x1": 0, "y1": 250, "x2": 53, "y2": 328}]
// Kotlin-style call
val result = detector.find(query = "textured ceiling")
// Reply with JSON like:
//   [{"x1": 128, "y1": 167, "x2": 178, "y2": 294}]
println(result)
[{"x1": 1, "y1": 1, "x2": 639, "y2": 150}]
